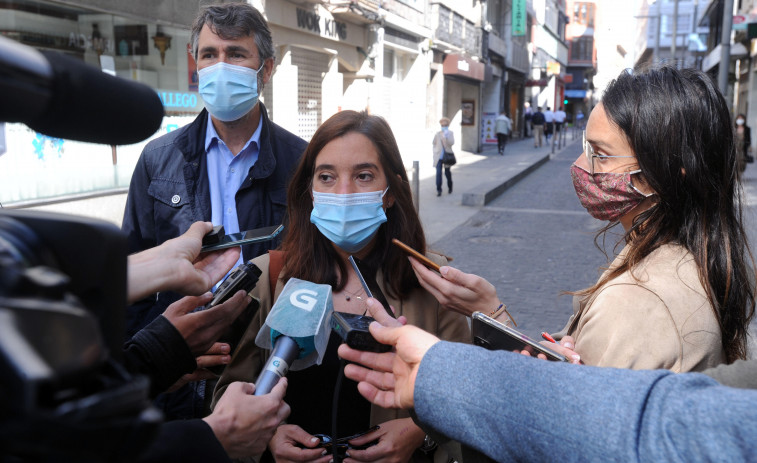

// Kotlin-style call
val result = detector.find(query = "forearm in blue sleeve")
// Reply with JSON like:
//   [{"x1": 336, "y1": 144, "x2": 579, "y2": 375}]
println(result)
[{"x1": 414, "y1": 341, "x2": 757, "y2": 463}]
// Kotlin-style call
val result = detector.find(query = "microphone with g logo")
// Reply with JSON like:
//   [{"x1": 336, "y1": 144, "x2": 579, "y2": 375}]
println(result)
[{"x1": 252, "y1": 279, "x2": 333, "y2": 395}]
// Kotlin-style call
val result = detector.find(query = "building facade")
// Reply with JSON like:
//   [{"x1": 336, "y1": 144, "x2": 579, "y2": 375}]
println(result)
[{"x1": 1, "y1": 0, "x2": 568, "y2": 205}]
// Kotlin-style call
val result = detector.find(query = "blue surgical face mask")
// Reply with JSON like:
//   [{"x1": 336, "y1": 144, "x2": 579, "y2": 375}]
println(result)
[
  {"x1": 310, "y1": 188, "x2": 389, "y2": 253},
  {"x1": 441, "y1": 126, "x2": 449, "y2": 132},
  {"x1": 198, "y1": 61, "x2": 264, "y2": 122}
]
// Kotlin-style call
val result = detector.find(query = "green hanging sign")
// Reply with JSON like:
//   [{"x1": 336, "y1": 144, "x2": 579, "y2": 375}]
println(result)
[{"x1": 512, "y1": 0, "x2": 526, "y2": 37}]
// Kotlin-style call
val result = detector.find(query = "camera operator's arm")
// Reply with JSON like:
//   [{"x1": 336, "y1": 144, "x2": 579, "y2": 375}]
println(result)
[{"x1": 127, "y1": 221, "x2": 240, "y2": 304}]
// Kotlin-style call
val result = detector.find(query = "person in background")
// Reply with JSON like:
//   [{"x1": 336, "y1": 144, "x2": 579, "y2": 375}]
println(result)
[
  {"x1": 121, "y1": 2, "x2": 307, "y2": 419},
  {"x1": 735, "y1": 113, "x2": 752, "y2": 173},
  {"x1": 432, "y1": 117, "x2": 454, "y2": 196},
  {"x1": 213, "y1": 110, "x2": 469, "y2": 463},
  {"x1": 543, "y1": 106, "x2": 554, "y2": 143},
  {"x1": 523, "y1": 101, "x2": 532, "y2": 137},
  {"x1": 336, "y1": 302, "x2": 757, "y2": 463},
  {"x1": 530, "y1": 106, "x2": 545, "y2": 148},
  {"x1": 554, "y1": 105, "x2": 567, "y2": 143},
  {"x1": 494, "y1": 110, "x2": 512, "y2": 155},
  {"x1": 408, "y1": 66, "x2": 755, "y2": 373}
]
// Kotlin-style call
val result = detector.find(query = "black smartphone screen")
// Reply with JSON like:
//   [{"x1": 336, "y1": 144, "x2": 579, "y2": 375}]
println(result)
[
  {"x1": 471, "y1": 312, "x2": 567, "y2": 362},
  {"x1": 201, "y1": 224, "x2": 283, "y2": 252}
]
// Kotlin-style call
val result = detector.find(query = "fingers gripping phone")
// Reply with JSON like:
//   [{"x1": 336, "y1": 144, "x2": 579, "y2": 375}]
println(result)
[{"x1": 471, "y1": 312, "x2": 567, "y2": 362}]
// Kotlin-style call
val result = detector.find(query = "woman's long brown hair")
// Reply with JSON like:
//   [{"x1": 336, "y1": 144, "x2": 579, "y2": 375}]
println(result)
[
  {"x1": 577, "y1": 67, "x2": 755, "y2": 363},
  {"x1": 279, "y1": 110, "x2": 426, "y2": 299}
]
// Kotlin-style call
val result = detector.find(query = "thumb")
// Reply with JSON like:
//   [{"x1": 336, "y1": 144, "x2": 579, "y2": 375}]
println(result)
[
  {"x1": 365, "y1": 298, "x2": 402, "y2": 328},
  {"x1": 368, "y1": 321, "x2": 403, "y2": 347},
  {"x1": 168, "y1": 293, "x2": 212, "y2": 316},
  {"x1": 186, "y1": 221, "x2": 213, "y2": 240}
]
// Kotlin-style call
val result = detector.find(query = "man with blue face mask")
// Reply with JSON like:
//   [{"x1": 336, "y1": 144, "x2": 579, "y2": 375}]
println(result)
[{"x1": 122, "y1": 2, "x2": 307, "y2": 420}]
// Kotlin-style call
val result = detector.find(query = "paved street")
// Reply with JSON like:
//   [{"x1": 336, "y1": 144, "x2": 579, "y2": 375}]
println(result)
[{"x1": 429, "y1": 141, "x2": 605, "y2": 339}]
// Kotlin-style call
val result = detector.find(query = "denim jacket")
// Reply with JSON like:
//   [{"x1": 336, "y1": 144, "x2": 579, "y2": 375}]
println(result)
[{"x1": 122, "y1": 105, "x2": 307, "y2": 337}]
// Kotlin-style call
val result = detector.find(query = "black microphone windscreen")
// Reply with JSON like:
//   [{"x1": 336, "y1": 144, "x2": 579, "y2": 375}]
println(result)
[{"x1": 28, "y1": 51, "x2": 164, "y2": 145}]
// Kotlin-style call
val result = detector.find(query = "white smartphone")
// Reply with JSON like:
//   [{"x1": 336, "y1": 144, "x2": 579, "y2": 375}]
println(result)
[{"x1": 471, "y1": 312, "x2": 567, "y2": 362}]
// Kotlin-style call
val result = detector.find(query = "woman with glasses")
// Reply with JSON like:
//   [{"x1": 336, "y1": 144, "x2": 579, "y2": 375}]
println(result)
[
  {"x1": 212, "y1": 110, "x2": 469, "y2": 463},
  {"x1": 410, "y1": 66, "x2": 754, "y2": 372}
]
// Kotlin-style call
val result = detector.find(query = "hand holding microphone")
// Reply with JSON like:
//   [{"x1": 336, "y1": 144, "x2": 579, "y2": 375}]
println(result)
[{"x1": 253, "y1": 278, "x2": 334, "y2": 395}]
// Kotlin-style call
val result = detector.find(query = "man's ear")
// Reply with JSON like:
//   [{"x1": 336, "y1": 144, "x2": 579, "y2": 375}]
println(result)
[{"x1": 262, "y1": 57, "x2": 274, "y2": 84}]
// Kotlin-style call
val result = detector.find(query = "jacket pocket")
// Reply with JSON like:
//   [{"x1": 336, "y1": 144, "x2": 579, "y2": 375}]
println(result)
[
  {"x1": 147, "y1": 179, "x2": 193, "y2": 241},
  {"x1": 148, "y1": 179, "x2": 189, "y2": 208}
]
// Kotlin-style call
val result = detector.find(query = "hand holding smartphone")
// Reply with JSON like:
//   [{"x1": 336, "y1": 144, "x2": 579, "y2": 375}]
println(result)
[{"x1": 391, "y1": 238, "x2": 441, "y2": 272}]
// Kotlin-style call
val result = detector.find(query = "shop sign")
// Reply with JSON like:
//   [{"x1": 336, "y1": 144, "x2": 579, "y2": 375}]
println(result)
[
  {"x1": 296, "y1": 7, "x2": 347, "y2": 41},
  {"x1": 443, "y1": 54, "x2": 485, "y2": 81},
  {"x1": 157, "y1": 89, "x2": 203, "y2": 112},
  {"x1": 512, "y1": 0, "x2": 527, "y2": 37}
]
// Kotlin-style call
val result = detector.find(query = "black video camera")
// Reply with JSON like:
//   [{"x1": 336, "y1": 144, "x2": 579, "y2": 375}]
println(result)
[{"x1": 0, "y1": 209, "x2": 159, "y2": 461}]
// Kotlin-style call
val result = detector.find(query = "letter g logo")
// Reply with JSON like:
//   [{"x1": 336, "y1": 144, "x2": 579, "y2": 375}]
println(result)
[{"x1": 290, "y1": 289, "x2": 318, "y2": 312}]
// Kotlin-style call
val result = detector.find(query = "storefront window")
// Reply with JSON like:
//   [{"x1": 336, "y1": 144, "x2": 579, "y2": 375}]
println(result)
[{"x1": 0, "y1": 0, "x2": 199, "y2": 206}]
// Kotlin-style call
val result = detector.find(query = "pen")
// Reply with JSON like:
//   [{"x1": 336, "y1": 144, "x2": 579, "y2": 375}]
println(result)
[{"x1": 541, "y1": 332, "x2": 557, "y2": 344}]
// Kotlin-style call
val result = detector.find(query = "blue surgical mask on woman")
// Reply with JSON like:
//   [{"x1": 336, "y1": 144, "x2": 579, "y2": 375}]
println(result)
[
  {"x1": 198, "y1": 61, "x2": 264, "y2": 121},
  {"x1": 310, "y1": 188, "x2": 389, "y2": 253}
]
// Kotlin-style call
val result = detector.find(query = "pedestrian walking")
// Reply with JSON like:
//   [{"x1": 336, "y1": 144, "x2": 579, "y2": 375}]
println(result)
[
  {"x1": 543, "y1": 106, "x2": 554, "y2": 143},
  {"x1": 523, "y1": 102, "x2": 532, "y2": 137},
  {"x1": 554, "y1": 106, "x2": 567, "y2": 143},
  {"x1": 735, "y1": 113, "x2": 753, "y2": 174},
  {"x1": 495, "y1": 110, "x2": 512, "y2": 155},
  {"x1": 432, "y1": 117, "x2": 454, "y2": 196},
  {"x1": 531, "y1": 106, "x2": 545, "y2": 148}
]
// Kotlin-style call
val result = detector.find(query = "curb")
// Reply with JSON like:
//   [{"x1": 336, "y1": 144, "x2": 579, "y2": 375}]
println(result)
[{"x1": 461, "y1": 153, "x2": 551, "y2": 207}]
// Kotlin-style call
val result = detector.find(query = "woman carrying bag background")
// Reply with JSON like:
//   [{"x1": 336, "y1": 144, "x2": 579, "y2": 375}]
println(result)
[{"x1": 432, "y1": 117, "x2": 454, "y2": 196}]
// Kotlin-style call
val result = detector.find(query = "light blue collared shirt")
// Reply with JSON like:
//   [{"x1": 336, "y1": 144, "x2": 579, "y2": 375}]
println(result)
[{"x1": 205, "y1": 119, "x2": 262, "y2": 271}]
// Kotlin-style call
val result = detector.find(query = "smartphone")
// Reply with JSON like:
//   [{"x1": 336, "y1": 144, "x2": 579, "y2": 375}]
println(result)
[
  {"x1": 201, "y1": 224, "x2": 284, "y2": 252},
  {"x1": 471, "y1": 312, "x2": 567, "y2": 362},
  {"x1": 391, "y1": 238, "x2": 441, "y2": 272}
]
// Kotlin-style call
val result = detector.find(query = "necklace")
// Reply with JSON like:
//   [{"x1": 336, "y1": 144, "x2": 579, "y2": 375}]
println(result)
[{"x1": 342, "y1": 285, "x2": 365, "y2": 302}]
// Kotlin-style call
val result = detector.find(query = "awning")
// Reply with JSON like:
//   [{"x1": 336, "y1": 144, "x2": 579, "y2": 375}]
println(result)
[
  {"x1": 443, "y1": 54, "x2": 486, "y2": 81},
  {"x1": 564, "y1": 89, "x2": 587, "y2": 98}
]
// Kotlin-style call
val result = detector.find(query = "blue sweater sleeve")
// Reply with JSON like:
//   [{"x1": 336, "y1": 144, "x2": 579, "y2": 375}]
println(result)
[{"x1": 414, "y1": 341, "x2": 757, "y2": 463}]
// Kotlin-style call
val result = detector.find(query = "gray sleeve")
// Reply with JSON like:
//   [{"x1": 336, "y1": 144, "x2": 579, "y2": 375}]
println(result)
[
  {"x1": 413, "y1": 341, "x2": 757, "y2": 463},
  {"x1": 702, "y1": 358, "x2": 757, "y2": 389}
]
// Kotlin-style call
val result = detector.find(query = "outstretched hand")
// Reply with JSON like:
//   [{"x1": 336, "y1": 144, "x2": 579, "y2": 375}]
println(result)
[
  {"x1": 127, "y1": 221, "x2": 241, "y2": 304},
  {"x1": 408, "y1": 256, "x2": 501, "y2": 317},
  {"x1": 338, "y1": 298, "x2": 440, "y2": 410}
]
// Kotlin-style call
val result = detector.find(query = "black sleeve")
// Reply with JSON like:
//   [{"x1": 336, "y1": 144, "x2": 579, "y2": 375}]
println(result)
[
  {"x1": 122, "y1": 315, "x2": 197, "y2": 397},
  {"x1": 137, "y1": 419, "x2": 231, "y2": 463}
]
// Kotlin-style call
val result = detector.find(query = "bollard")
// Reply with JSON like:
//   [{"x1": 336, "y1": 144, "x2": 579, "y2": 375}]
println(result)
[{"x1": 412, "y1": 160, "x2": 419, "y2": 213}]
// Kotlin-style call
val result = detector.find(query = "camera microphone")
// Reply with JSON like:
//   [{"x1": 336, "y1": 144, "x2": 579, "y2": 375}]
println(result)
[
  {"x1": 253, "y1": 278, "x2": 333, "y2": 395},
  {"x1": 0, "y1": 35, "x2": 164, "y2": 145}
]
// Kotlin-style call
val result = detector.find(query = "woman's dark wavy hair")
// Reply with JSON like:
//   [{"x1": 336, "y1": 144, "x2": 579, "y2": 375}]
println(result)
[
  {"x1": 280, "y1": 110, "x2": 426, "y2": 299},
  {"x1": 584, "y1": 66, "x2": 755, "y2": 362}
]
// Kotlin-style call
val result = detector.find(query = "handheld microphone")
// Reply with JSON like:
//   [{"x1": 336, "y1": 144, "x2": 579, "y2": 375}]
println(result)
[
  {"x1": 0, "y1": 35, "x2": 164, "y2": 145},
  {"x1": 253, "y1": 278, "x2": 333, "y2": 395}
]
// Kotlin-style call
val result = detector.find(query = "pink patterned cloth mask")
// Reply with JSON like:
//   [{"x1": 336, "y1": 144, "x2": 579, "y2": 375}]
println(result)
[{"x1": 570, "y1": 164, "x2": 652, "y2": 221}]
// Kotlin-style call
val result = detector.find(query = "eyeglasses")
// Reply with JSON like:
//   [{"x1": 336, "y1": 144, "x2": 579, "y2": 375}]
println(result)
[
  {"x1": 314, "y1": 425, "x2": 380, "y2": 458},
  {"x1": 583, "y1": 130, "x2": 635, "y2": 174}
]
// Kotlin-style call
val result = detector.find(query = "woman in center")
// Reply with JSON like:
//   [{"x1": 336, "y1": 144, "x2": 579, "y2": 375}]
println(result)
[{"x1": 213, "y1": 110, "x2": 469, "y2": 463}]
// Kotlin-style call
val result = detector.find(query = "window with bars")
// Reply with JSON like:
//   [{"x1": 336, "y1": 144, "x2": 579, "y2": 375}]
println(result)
[{"x1": 570, "y1": 36, "x2": 593, "y2": 61}]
